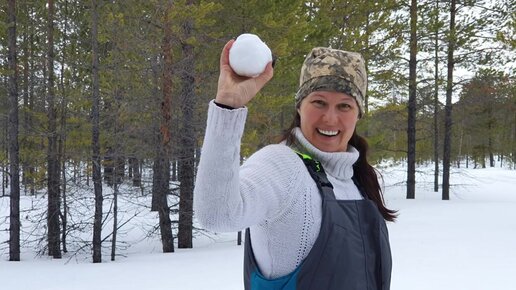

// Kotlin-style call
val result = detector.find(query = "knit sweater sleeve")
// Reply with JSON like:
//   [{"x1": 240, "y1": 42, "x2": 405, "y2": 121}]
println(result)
[{"x1": 194, "y1": 100, "x2": 301, "y2": 232}]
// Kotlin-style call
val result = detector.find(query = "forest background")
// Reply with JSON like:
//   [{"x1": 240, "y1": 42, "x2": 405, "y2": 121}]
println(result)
[{"x1": 1, "y1": 0, "x2": 514, "y2": 262}]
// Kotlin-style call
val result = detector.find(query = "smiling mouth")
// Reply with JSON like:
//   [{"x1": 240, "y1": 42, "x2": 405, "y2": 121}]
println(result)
[{"x1": 317, "y1": 128, "x2": 340, "y2": 137}]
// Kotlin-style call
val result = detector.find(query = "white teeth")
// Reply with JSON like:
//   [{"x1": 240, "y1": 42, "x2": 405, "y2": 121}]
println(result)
[{"x1": 317, "y1": 129, "x2": 339, "y2": 136}]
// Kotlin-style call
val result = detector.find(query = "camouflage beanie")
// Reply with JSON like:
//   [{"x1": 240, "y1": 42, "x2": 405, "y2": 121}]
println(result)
[{"x1": 295, "y1": 47, "x2": 367, "y2": 117}]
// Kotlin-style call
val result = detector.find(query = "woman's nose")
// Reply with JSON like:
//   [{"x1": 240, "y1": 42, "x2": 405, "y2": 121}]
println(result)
[{"x1": 322, "y1": 108, "x2": 338, "y2": 124}]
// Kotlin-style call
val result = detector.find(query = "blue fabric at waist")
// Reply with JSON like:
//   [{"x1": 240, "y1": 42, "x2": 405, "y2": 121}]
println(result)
[{"x1": 250, "y1": 263, "x2": 302, "y2": 290}]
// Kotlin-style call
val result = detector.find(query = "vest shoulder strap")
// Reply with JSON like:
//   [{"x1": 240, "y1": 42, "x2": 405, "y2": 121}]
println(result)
[{"x1": 293, "y1": 150, "x2": 334, "y2": 191}]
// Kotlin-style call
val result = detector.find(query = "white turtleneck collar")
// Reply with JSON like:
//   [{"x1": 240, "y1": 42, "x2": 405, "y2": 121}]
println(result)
[{"x1": 292, "y1": 127, "x2": 359, "y2": 181}]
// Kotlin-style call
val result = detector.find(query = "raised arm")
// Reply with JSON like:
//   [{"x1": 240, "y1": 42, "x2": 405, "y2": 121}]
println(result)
[{"x1": 194, "y1": 40, "x2": 294, "y2": 232}]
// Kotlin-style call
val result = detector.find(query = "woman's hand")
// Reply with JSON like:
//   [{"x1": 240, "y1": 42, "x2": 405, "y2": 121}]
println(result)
[{"x1": 215, "y1": 39, "x2": 274, "y2": 108}]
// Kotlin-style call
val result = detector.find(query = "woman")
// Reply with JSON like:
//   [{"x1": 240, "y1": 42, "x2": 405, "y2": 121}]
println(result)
[{"x1": 194, "y1": 39, "x2": 396, "y2": 290}]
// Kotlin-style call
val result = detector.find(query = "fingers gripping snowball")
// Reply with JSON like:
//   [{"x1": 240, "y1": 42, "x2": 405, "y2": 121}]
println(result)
[{"x1": 229, "y1": 34, "x2": 272, "y2": 77}]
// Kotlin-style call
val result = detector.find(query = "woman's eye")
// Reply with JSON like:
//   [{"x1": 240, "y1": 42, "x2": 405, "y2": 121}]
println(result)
[
  {"x1": 338, "y1": 103, "x2": 352, "y2": 110},
  {"x1": 312, "y1": 100, "x2": 325, "y2": 107}
]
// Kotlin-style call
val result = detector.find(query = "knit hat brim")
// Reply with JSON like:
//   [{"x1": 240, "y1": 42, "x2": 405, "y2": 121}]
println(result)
[{"x1": 295, "y1": 75, "x2": 364, "y2": 116}]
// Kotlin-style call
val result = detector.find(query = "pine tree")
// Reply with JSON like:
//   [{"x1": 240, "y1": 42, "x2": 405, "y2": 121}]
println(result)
[
  {"x1": 46, "y1": 0, "x2": 62, "y2": 259},
  {"x1": 7, "y1": 0, "x2": 21, "y2": 262},
  {"x1": 153, "y1": 0, "x2": 175, "y2": 253},
  {"x1": 407, "y1": 0, "x2": 417, "y2": 199},
  {"x1": 442, "y1": 0, "x2": 456, "y2": 200},
  {"x1": 177, "y1": 0, "x2": 196, "y2": 249},
  {"x1": 91, "y1": 0, "x2": 103, "y2": 263}
]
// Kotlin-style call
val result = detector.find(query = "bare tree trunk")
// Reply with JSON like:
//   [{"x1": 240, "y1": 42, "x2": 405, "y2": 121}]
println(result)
[
  {"x1": 153, "y1": 2, "x2": 175, "y2": 253},
  {"x1": 2, "y1": 116, "x2": 7, "y2": 197},
  {"x1": 433, "y1": 0, "x2": 440, "y2": 193},
  {"x1": 8, "y1": 0, "x2": 21, "y2": 262},
  {"x1": 134, "y1": 159, "x2": 141, "y2": 187},
  {"x1": 457, "y1": 123, "x2": 463, "y2": 169},
  {"x1": 364, "y1": 11, "x2": 370, "y2": 117},
  {"x1": 60, "y1": 136, "x2": 68, "y2": 254},
  {"x1": 443, "y1": 0, "x2": 456, "y2": 201},
  {"x1": 111, "y1": 82, "x2": 122, "y2": 260},
  {"x1": 129, "y1": 157, "x2": 141, "y2": 186},
  {"x1": 406, "y1": 0, "x2": 417, "y2": 199},
  {"x1": 28, "y1": 21, "x2": 35, "y2": 196},
  {"x1": 59, "y1": 0, "x2": 69, "y2": 254},
  {"x1": 178, "y1": 0, "x2": 196, "y2": 248},
  {"x1": 150, "y1": 55, "x2": 160, "y2": 212},
  {"x1": 91, "y1": 0, "x2": 103, "y2": 263},
  {"x1": 2, "y1": 122, "x2": 6, "y2": 197},
  {"x1": 111, "y1": 167, "x2": 119, "y2": 261},
  {"x1": 21, "y1": 8, "x2": 31, "y2": 196},
  {"x1": 153, "y1": 154, "x2": 174, "y2": 252},
  {"x1": 47, "y1": 0, "x2": 62, "y2": 259},
  {"x1": 481, "y1": 146, "x2": 486, "y2": 168},
  {"x1": 488, "y1": 108, "x2": 495, "y2": 167},
  {"x1": 86, "y1": 162, "x2": 90, "y2": 187},
  {"x1": 128, "y1": 158, "x2": 133, "y2": 178},
  {"x1": 61, "y1": 156, "x2": 68, "y2": 253}
]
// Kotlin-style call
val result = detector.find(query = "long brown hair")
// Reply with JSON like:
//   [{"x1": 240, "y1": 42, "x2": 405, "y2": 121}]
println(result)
[{"x1": 279, "y1": 112, "x2": 397, "y2": 222}]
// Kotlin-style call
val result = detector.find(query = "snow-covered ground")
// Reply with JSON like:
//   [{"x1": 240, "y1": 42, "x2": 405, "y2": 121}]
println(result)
[{"x1": 1, "y1": 162, "x2": 515, "y2": 290}]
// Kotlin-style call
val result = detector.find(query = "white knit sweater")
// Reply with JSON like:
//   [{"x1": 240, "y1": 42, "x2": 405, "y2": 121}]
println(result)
[{"x1": 194, "y1": 100, "x2": 362, "y2": 279}]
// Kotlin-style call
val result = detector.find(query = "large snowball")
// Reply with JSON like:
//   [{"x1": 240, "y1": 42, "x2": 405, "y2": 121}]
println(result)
[{"x1": 229, "y1": 34, "x2": 272, "y2": 77}]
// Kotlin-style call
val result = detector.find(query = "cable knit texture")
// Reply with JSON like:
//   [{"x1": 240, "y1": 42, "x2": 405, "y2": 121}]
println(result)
[{"x1": 194, "y1": 100, "x2": 362, "y2": 279}]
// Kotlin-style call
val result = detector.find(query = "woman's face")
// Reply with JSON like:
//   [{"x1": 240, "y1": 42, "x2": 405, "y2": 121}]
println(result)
[{"x1": 298, "y1": 91, "x2": 359, "y2": 152}]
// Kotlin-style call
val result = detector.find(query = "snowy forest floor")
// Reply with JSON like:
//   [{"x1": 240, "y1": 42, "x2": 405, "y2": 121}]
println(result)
[{"x1": 1, "y1": 162, "x2": 515, "y2": 290}]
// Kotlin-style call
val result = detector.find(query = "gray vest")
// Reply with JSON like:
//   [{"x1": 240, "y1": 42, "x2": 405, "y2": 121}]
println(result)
[{"x1": 244, "y1": 152, "x2": 392, "y2": 290}]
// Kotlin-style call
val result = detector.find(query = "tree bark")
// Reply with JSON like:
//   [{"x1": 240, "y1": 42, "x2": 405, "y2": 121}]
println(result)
[
  {"x1": 178, "y1": 0, "x2": 196, "y2": 249},
  {"x1": 111, "y1": 167, "x2": 119, "y2": 261},
  {"x1": 153, "y1": 154, "x2": 174, "y2": 253},
  {"x1": 2, "y1": 140, "x2": 6, "y2": 196},
  {"x1": 21, "y1": 7, "x2": 31, "y2": 196},
  {"x1": 433, "y1": 0, "x2": 440, "y2": 193},
  {"x1": 488, "y1": 107, "x2": 495, "y2": 167},
  {"x1": 111, "y1": 83, "x2": 122, "y2": 260},
  {"x1": 59, "y1": 0, "x2": 69, "y2": 254},
  {"x1": 8, "y1": 0, "x2": 21, "y2": 262},
  {"x1": 153, "y1": 1, "x2": 175, "y2": 253},
  {"x1": 91, "y1": 0, "x2": 103, "y2": 263},
  {"x1": 150, "y1": 55, "x2": 160, "y2": 212},
  {"x1": 364, "y1": 11, "x2": 370, "y2": 117},
  {"x1": 406, "y1": 0, "x2": 417, "y2": 199},
  {"x1": 443, "y1": 0, "x2": 456, "y2": 201},
  {"x1": 130, "y1": 157, "x2": 141, "y2": 187},
  {"x1": 47, "y1": 0, "x2": 62, "y2": 259},
  {"x1": 24, "y1": 4, "x2": 36, "y2": 196},
  {"x1": 457, "y1": 122, "x2": 463, "y2": 169}
]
